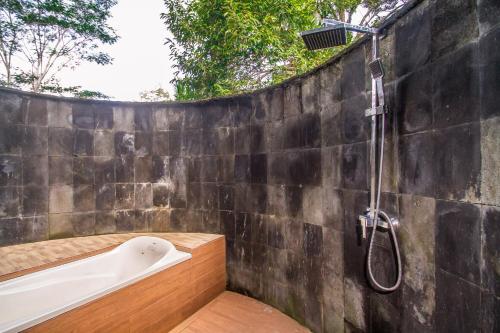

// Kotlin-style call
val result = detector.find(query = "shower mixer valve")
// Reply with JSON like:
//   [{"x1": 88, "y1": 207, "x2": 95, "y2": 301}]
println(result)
[{"x1": 358, "y1": 209, "x2": 399, "y2": 240}]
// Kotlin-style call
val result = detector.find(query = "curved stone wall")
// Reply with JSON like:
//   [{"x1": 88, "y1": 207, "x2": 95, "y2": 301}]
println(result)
[{"x1": 1, "y1": 0, "x2": 499, "y2": 331}]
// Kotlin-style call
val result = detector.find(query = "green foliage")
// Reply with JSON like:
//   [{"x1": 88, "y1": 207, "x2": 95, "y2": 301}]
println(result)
[
  {"x1": 0, "y1": 0, "x2": 118, "y2": 96},
  {"x1": 140, "y1": 86, "x2": 171, "y2": 102},
  {"x1": 162, "y1": 0, "x2": 406, "y2": 100}
]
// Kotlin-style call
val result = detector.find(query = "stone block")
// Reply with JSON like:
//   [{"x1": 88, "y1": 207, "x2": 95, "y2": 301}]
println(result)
[
  {"x1": 95, "y1": 211, "x2": 116, "y2": 234},
  {"x1": 321, "y1": 102, "x2": 342, "y2": 146},
  {"x1": 73, "y1": 185, "x2": 95, "y2": 212},
  {"x1": 48, "y1": 213, "x2": 74, "y2": 239},
  {"x1": 114, "y1": 132, "x2": 134, "y2": 156},
  {"x1": 220, "y1": 210, "x2": 235, "y2": 240},
  {"x1": 234, "y1": 212, "x2": 251, "y2": 242},
  {"x1": 202, "y1": 101, "x2": 232, "y2": 128},
  {"x1": 436, "y1": 200, "x2": 481, "y2": 285},
  {"x1": 396, "y1": 66, "x2": 432, "y2": 134},
  {"x1": 320, "y1": 64, "x2": 341, "y2": 106},
  {"x1": 219, "y1": 185, "x2": 234, "y2": 211},
  {"x1": 150, "y1": 209, "x2": 169, "y2": 232},
  {"x1": 26, "y1": 97, "x2": 47, "y2": 126},
  {"x1": 135, "y1": 183, "x2": 153, "y2": 209},
  {"x1": 73, "y1": 157, "x2": 94, "y2": 185},
  {"x1": 153, "y1": 131, "x2": 170, "y2": 156},
  {"x1": 72, "y1": 103, "x2": 94, "y2": 129},
  {"x1": 433, "y1": 45, "x2": 479, "y2": 128},
  {"x1": 398, "y1": 132, "x2": 435, "y2": 197},
  {"x1": 250, "y1": 154, "x2": 267, "y2": 184},
  {"x1": 115, "y1": 155, "x2": 134, "y2": 183},
  {"x1": 94, "y1": 156, "x2": 115, "y2": 185},
  {"x1": 182, "y1": 129, "x2": 200, "y2": 156},
  {"x1": 72, "y1": 213, "x2": 95, "y2": 236},
  {"x1": 95, "y1": 106, "x2": 113, "y2": 129},
  {"x1": 168, "y1": 130, "x2": 182, "y2": 156},
  {"x1": 22, "y1": 126, "x2": 48, "y2": 156},
  {"x1": 341, "y1": 47, "x2": 365, "y2": 99},
  {"x1": 94, "y1": 130, "x2": 114, "y2": 156},
  {"x1": 435, "y1": 270, "x2": 481, "y2": 332},
  {"x1": 73, "y1": 129, "x2": 93, "y2": 156},
  {"x1": 23, "y1": 155, "x2": 48, "y2": 186},
  {"x1": 284, "y1": 81, "x2": 301, "y2": 118},
  {"x1": 342, "y1": 94, "x2": 368, "y2": 144},
  {"x1": 342, "y1": 142, "x2": 367, "y2": 190},
  {"x1": 170, "y1": 208, "x2": 188, "y2": 232},
  {"x1": 113, "y1": 106, "x2": 134, "y2": 131},
  {"x1": 115, "y1": 183, "x2": 134, "y2": 209},
  {"x1": 152, "y1": 183, "x2": 169, "y2": 208},
  {"x1": 343, "y1": 278, "x2": 369, "y2": 331},
  {"x1": 395, "y1": 2, "x2": 431, "y2": 76},
  {"x1": 95, "y1": 183, "x2": 115, "y2": 211},
  {"x1": 0, "y1": 126, "x2": 22, "y2": 155},
  {"x1": 48, "y1": 101, "x2": 72, "y2": 128},
  {"x1": 399, "y1": 194, "x2": 436, "y2": 331},
  {"x1": 134, "y1": 156, "x2": 152, "y2": 182},
  {"x1": 22, "y1": 186, "x2": 47, "y2": 216},
  {"x1": 0, "y1": 186, "x2": 21, "y2": 218},
  {"x1": 434, "y1": 123, "x2": 480, "y2": 202},
  {"x1": 303, "y1": 222, "x2": 322, "y2": 257},
  {"x1": 49, "y1": 128, "x2": 74, "y2": 156},
  {"x1": 234, "y1": 97, "x2": 252, "y2": 126},
  {"x1": 115, "y1": 210, "x2": 134, "y2": 232},
  {"x1": 301, "y1": 75, "x2": 320, "y2": 114},
  {"x1": 267, "y1": 216, "x2": 285, "y2": 249},
  {"x1": 134, "y1": 131, "x2": 152, "y2": 157},
  {"x1": 431, "y1": 0, "x2": 478, "y2": 60},
  {"x1": 201, "y1": 183, "x2": 218, "y2": 211},
  {"x1": 480, "y1": 26, "x2": 500, "y2": 119},
  {"x1": 0, "y1": 91, "x2": 23, "y2": 125},
  {"x1": 49, "y1": 185, "x2": 73, "y2": 213},
  {"x1": 481, "y1": 206, "x2": 500, "y2": 295},
  {"x1": 49, "y1": 156, "x2": 72, "y2": 185},
  {"x1": 0, "y1": 156, "x2": 21, "y2": 186},
  {"x1": 134, "y1": 105, "x2": 153, "y2": 131}
]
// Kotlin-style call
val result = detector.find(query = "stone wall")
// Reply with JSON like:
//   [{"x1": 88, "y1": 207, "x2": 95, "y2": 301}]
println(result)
[{"x1": 0, "y1": 0, "x2": 499, "y2": 332}]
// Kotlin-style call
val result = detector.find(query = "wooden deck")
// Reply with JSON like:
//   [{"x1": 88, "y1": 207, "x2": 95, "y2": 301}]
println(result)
[{"x1": 170, "y1": 291, "x2": 310, "y2": 333}]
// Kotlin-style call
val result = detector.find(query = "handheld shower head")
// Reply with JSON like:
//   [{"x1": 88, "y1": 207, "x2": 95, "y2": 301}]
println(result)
[
  {"x1": 300, "y1": 25, "x2": 347, "y2": 50},
  {"x1": 369, "y1": 58, "x2": 384, "y2": 79}
]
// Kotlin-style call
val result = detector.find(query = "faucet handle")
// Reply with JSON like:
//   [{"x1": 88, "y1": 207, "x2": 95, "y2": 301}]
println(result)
[{"x1": 358, "y1": 215, "x2": 368, "y2": 240}]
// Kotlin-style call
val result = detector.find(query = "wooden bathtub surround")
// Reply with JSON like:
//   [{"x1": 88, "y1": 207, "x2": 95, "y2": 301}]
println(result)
[
  {"x1": 171, "y1": 291, "x2": 311, "y2": 333},
  {"x1": 0, "y1": 233, "x2": 222, "y2": 282},
  {"x1": 0, "y1": 233, "x2": 225, "y2": 333}
]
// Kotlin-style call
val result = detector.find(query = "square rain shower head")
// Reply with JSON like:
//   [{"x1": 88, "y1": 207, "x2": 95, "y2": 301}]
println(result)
[{"x1": 300, "y1": 25, "x2": 348, "y2": 50}]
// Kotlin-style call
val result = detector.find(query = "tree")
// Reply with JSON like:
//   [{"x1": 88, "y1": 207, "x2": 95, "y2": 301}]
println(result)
[
  {"x1": 0, "y1": 0, "x2": 118, "y2": 95},
  {"x1": 140, "y1": 86, "x2": 171, "y2": 102},
  {"x1": 162, "y1": 0, "x2": 407, "y2": 100}
]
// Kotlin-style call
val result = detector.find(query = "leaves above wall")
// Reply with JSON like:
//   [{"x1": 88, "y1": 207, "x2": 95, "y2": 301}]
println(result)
[{"x1": 161, "y1": 0, "x2": 408, "y2": 100}]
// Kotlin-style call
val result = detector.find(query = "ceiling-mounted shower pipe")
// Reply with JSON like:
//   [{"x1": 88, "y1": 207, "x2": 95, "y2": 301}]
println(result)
[{"x1": 300, "y1": 19, "x2": 402, "y2": 292}]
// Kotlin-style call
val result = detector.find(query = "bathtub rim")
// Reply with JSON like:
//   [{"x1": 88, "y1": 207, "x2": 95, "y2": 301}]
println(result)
[{"x1": 0, "y1": 236, "x2": 192, "y2": 333}]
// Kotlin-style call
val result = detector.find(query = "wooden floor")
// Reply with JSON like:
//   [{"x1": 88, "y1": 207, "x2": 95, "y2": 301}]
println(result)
[{"x1": 170, "y1": 291, "x2": 310, "y2": 333}]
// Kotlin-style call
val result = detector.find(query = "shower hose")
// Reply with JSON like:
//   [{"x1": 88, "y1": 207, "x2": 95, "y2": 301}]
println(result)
[{"x1": 366, "y1": 107, "x2": 402, "y2": 292}]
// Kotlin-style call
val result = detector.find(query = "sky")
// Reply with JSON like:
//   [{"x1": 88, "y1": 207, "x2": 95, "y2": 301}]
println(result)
[{"x1": 58, "y1": 0, "x2": 175, "y2": 101}]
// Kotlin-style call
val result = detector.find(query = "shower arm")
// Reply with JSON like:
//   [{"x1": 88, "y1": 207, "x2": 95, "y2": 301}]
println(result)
[{"x1": 322, "y1": 19, "x2": 378, "y2": 34}]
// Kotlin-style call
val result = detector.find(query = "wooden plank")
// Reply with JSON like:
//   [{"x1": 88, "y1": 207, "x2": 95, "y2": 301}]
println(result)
[
  {"x1": 23, "y1": 236, "x2": 226, "y2": 333},
  {"x1": 170, "y1": 292, "x2": 310, "y2": 333}
]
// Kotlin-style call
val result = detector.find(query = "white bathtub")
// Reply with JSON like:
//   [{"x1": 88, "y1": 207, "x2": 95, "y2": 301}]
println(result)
[{"x1": 0, "y1": 236, "x2": 192, "y2": 333}]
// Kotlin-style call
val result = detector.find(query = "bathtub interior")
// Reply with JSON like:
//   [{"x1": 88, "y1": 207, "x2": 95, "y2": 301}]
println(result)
[{"x1": 114, "y1": 236, "x2": 177, "y2": 279}]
